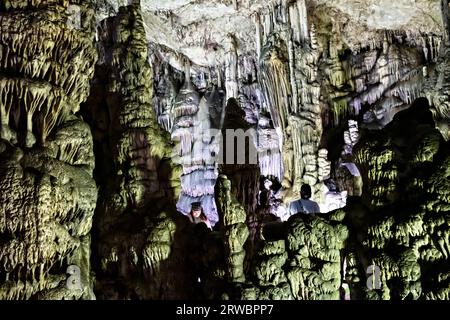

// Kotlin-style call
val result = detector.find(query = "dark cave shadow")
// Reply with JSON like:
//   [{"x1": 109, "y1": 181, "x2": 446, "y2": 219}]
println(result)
[{"x1": 80, "y1": 60, "x2": 230, "y2": 299}]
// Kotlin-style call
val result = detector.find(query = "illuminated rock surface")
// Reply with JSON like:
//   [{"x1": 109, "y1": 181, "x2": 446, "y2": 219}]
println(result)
[{"x1": 0, "y1": 0, "x2": 449, "y2": 300}]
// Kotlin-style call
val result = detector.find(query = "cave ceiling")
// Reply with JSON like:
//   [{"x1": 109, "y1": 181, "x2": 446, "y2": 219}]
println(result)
[{"x1": 136, "y1": 0, "x2": 444, "y2": 68}]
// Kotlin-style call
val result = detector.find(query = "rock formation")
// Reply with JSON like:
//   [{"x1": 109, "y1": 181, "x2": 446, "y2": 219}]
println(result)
[
  {"x1": 0, "y1": 0, "x2": 98, "y2": 300},
  {"x1": 0, "y1": 0, "x2": 449, "y2": 301},
  {"x1": 348, "y1": 100, "x2": 450, "y2": 299}
]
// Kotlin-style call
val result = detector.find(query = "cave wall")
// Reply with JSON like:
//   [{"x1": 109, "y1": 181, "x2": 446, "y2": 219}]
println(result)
[
  {"x1": 348, "y1": 99, "x2": 450, "y2": 299},
  {"x1": 0, "y1": 0, "x2": 98, "y2": 299},
  {"x1": 0, "y1": 0, "x2": 448, "y2": 300}
]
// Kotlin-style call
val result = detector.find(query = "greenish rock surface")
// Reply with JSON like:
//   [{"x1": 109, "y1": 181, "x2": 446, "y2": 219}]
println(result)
[{"x1": 349, "y1": 100, "x2": 450, "y2": 300}]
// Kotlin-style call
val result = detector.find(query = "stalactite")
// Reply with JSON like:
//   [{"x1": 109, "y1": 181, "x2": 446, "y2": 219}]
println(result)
[
  {"x1": 332, "y1": 98, "x2": 349, "y2": 126},
  {"x1": 254, "y1": 13, "x2": 262, "y2": 61},
  {"x1": 271, "y1": 2, "x2": 277, "y2": 31},
  {"x1": 258, "y1": 137, "x2": 283, "y2": 180},
  {"x1": 288, "y1": 5, "x2": 296, "y2": 43},
  {"x1": 442, "y1": 0, "x2": 450, "y2": 44},
  {"x1": 259, "y1": 38, "x2": 290, "y2": 132},
  {"x1": 216, "y1": 175, "x2": 249, "y2": 283},
  {"x1": 225, "y1": 34, "x2": 239, "y2": 103},
  {"x1": 297, "y1": 0, "x2": 309, "y2": 43},
  {"x1": 288, "y1": 31, "x2": 299, "y2": 115},
  {"x1": 0, "y1": 0, "x2": 97, "y2": 300},
  {"x1": 426, "y1": 46, "x2": 450, "y2": 141}
]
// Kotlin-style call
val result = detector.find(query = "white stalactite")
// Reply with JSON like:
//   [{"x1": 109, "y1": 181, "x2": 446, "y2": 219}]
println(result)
[
  {"x1": 297, "y1": 0, "x2": 309, "y2": 43},
  {"x1": 225, "y1": 34, "x2": 239, "y2": 103},
  {"x1": 288, "y1": 31, "x2": 299, "y2": 115},
  {"x1": 255, "y1": 13, "x2": 262, "y2": 62},
  {"x1": 289, "y1": 5, "x2": 299, "y2": 43}
]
